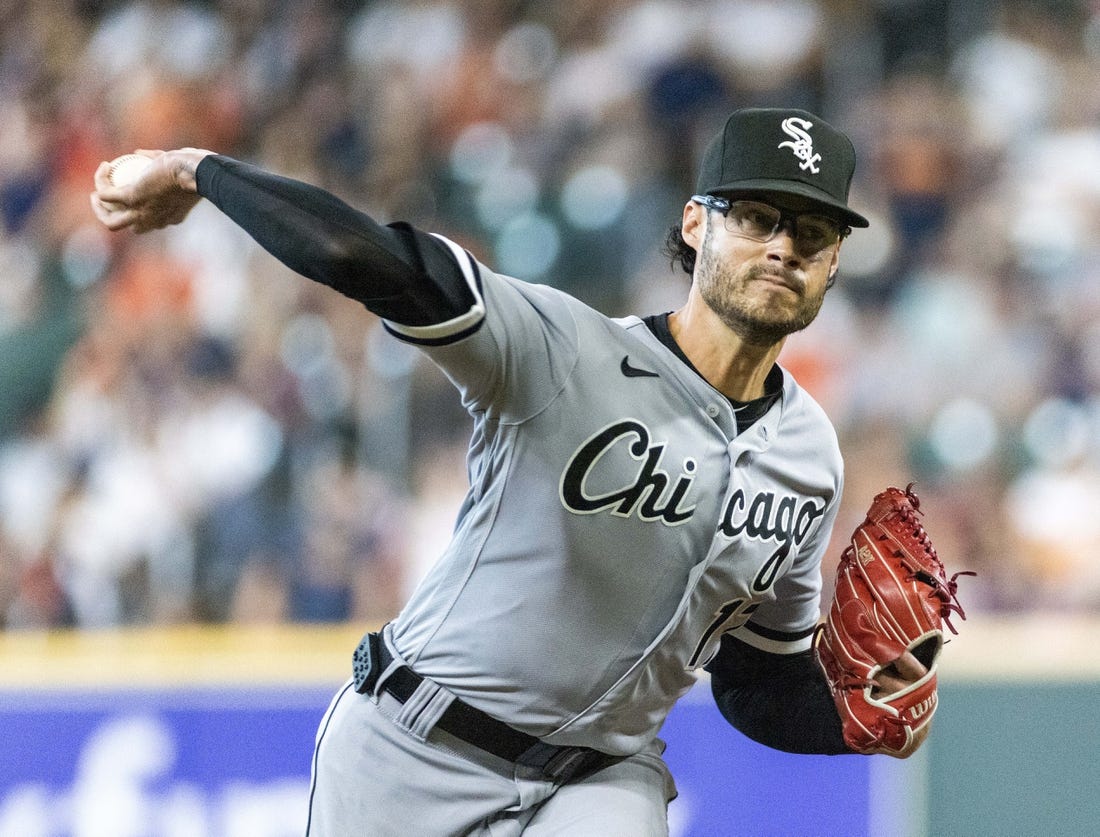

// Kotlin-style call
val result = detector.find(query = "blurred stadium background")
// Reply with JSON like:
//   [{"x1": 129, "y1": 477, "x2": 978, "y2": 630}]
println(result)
[{"x1": 2, "y1": 0, "x2": 1100, "y2": 835}]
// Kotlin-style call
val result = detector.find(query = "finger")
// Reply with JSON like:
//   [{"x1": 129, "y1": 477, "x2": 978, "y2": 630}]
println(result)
[
  {"x1": 92, "y1": 160, "x2": 115, "y2": 192},
  {"x1": 89, "y1": 192, "x2": 115, "y2": 224},
  {"x1": 870, "y1": 650, "x2": 930, "y2": 698},
  {"x1": 870, "y1": 667, "x2": 908, "y2": 697},
  {"x1": 89, "y1": 194, "x2": 137, "y2": 231},
  {"x1": 892, "y1": 650, "x2": 928, "y2": 681}
]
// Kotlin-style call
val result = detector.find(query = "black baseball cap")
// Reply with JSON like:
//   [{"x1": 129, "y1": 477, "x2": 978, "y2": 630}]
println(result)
[{"x1": 696, "y1": 107, "x2": 869, "y2": 228}]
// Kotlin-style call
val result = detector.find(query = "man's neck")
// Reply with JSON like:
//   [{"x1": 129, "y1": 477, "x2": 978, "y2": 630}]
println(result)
[{"x1": 666, "y1": 299, "x2": 786, "y2": 402}]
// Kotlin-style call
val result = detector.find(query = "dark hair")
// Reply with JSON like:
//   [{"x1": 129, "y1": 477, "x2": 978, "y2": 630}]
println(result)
[{"x1": 662, "y1": 222, "x2": 696, "y2": 276}]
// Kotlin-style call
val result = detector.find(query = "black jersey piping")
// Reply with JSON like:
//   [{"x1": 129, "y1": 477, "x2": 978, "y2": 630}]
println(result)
[{"x1": 744, "y1": 621, "x2": 818, "y2": 643}]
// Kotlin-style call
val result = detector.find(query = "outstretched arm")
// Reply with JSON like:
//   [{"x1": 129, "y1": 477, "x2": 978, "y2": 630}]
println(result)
[{"x1": 90, "y1": 150, "x2": 473, "y2": 326}]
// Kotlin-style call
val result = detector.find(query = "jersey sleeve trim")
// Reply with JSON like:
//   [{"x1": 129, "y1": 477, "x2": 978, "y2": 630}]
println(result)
[
  {"x1": 731, "y1": 620, "x2": 817, "y2": 654},
  {"x1": 382, "y1": 234, "x2": 486, "y2": 345}
]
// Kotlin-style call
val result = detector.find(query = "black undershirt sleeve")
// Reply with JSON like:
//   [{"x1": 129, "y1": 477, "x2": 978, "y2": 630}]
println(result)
[
  {"x1": 705, "y1": 634, "x2": 852, "y2": 755},
  {"x1": 194, "y1": 155, "x2": 475, "y2": 326}
]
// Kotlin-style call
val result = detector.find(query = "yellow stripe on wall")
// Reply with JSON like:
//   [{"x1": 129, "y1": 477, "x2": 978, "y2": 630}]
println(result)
[
  {"x1": 934, "y1": 614, "x2": 1100, "y2": 682},
  {"x1": 1, "y1": 614, "x2": 1098, "y2": 691},
  {"x1": 0, "y1": 623, "x2": 372, "y2": 689}
]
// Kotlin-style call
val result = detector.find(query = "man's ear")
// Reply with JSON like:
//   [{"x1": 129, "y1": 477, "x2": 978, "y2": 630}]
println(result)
[
  {"x1": 681, "y1": 200, "x2": 705, "y2": 251},
  {"x1": 828, "y1": 237, "x2": 843, "y2": 279}
]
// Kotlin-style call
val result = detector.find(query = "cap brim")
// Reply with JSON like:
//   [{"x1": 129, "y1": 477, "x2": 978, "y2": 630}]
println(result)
[{"x1": 708, "y1": 179, "x2": 870, "y2": 228}]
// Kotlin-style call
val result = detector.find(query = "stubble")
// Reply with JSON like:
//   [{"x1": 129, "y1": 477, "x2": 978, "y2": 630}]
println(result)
[{"x1": 695, "y1": 222, "x2": 827, "y2": 346}]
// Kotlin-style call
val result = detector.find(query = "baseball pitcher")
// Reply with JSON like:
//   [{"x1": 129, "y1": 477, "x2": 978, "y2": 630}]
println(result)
[{"x1": 91, "y1": 108, "x2": 969, "y2": 836}]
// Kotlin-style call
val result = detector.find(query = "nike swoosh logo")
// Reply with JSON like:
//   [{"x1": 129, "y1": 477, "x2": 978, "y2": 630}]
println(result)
[{"x1": 621, "y1": 355, "x2": 660, "y2": 378}]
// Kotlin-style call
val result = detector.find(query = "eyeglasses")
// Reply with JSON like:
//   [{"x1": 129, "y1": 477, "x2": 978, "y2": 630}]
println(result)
[{"x1": 692, "y1": 195, "x2": 849, "y2": 253}]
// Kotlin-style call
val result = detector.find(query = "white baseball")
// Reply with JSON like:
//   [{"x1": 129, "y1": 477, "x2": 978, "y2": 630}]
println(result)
[{"x1": 107, "y1": 154, "x2": 153, "y2": 188}]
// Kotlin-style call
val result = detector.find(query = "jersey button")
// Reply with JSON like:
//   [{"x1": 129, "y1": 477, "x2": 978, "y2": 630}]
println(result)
[{"x1": 706, "y1": 404, "x2": 720, "y2": 418}]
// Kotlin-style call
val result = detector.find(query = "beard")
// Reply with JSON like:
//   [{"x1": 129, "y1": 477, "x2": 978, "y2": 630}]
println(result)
[{"x1": 695, "y1": 225, "x2": 828, "y2": 346}]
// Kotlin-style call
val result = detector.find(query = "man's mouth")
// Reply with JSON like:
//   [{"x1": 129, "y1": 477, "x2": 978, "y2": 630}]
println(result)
[{"x1": 754, "y1": 269, "x2": 802, "y2": 293}]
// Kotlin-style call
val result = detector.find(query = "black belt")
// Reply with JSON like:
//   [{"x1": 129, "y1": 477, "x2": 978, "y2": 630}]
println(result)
[{"x1": 352, "y1": 631, "x2": 621, "y2": 782}]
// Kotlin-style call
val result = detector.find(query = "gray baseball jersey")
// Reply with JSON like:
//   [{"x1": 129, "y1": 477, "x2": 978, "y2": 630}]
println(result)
[{"x1": 384, "y1": 235, "x2": 842, "y2": 757}]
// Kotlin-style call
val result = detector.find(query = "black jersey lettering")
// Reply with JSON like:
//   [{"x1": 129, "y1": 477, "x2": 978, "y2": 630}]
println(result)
[
  {"x1": 560, "y1": 420, "x2": 697, "y2": 526},
  {"x1": 719, "y1": 489, "x2": 825, "y2": 591}
]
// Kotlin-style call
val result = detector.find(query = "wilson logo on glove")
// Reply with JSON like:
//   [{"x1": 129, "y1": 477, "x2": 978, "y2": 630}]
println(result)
[{"x1": 910, "y1": 694, "x2": 936, "y2": 721}]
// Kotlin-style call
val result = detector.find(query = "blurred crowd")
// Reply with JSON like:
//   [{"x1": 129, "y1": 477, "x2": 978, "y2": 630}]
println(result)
[{"x1": 2, "y1": 0, "x2": 1100, "y2": 631}]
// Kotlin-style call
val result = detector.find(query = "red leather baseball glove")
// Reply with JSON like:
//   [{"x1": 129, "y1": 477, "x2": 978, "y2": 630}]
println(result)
[{"x1": 814, "y1": 484, "x2": 972, "y2": 757}]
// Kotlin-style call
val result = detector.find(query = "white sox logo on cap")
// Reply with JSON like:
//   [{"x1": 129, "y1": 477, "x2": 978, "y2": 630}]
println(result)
[{"x1": 777, "y1": 117, "x2": 821, "y2": 174}]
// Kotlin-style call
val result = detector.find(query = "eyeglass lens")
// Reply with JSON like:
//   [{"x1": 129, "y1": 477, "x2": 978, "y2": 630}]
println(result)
[{"x1": 724, "y1": 201, "x2": 840, "y2": 250}]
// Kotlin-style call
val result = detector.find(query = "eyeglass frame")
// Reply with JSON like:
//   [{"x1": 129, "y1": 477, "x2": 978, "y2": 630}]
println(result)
[{"x1": 691, "y1": 194, "x2": 851, "y2": 252}]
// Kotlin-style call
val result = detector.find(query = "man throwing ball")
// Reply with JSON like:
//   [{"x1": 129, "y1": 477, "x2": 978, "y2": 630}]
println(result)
[{"x1": 91, "y1": 108, "x2": 966, "y2": 836}]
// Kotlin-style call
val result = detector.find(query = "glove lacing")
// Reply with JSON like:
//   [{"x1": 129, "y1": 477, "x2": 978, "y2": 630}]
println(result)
[{"x1": 897, "y1": 484, "x2": 975, "y2": 634}]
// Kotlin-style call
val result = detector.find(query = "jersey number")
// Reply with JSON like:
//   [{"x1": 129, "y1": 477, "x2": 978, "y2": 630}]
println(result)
[{"x1": 688, "y1": 598, "x2": 759, "y2": 668}]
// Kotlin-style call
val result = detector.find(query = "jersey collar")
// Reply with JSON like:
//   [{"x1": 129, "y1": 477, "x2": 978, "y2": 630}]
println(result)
[{"x1": 642, "y1": 312, "x2": 783, "y2": 434}]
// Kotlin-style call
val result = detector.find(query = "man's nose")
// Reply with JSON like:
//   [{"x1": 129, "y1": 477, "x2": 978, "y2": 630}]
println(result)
[{"x1": 767, "y1": 221, "x2": 803, "y2": 264}]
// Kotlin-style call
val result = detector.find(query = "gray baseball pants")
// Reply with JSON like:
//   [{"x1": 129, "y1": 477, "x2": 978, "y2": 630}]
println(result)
[{"x1": 305, "y1": 674, "x2": 676, "y2": 835}]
